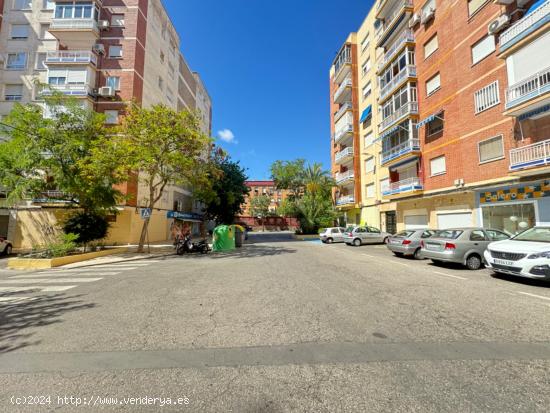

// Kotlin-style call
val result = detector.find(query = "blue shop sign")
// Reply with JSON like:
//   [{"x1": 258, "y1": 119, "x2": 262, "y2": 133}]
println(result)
[{"x1": 166, "y1": 211, "x2": 204, "y2": 221}]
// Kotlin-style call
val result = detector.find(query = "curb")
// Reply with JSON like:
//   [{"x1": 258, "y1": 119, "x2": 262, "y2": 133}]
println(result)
[{"x1": 58, "y1": 251, "x2": 176, "y2": 270}]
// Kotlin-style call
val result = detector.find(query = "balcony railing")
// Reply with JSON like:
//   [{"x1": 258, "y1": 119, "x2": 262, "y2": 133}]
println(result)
[
  {"x1": 335, "y1": 170, "x2": 355, "y2": 184},
  {"x1": 334, "y1": 123, "x2": 353, "y2": 143},
  {"x1": 334, "y1": 78, "x2": 352, "y2": 103},
  {"x1": 506, "y1": 66, "x2": 550, "y2": 110},
  {"x1": 334, "y1": 102, "x2": 353, "y2": 122},
  {"x1": 376, "y1": 0, "x2": 414, "y2": 44},
  {"x1": 50, "y1": 18, "x2": 98, "y2": 31},
  {"x1": 335, "y1": 146, "x2": 354, "y2": 164},
  {"x1": 510, "y1": 138, "x2": 550, "y2": 171},
  {"x1": 377, "y1": 29, "x2": 414, "y2": 72},
  {"x1": 500, "y1": 0, "x2": 550, "y2": 50},
  {"x1": 336, "y1": 195, "x2": 355, "y2": 206},
  {"x1": 381, "y1": 138, "x2": 420, "y2": 165},
  {"x1": 45, "y1": 50, "x2": 97, "y2": 65},
  {"x1": 379, "y1": 65, "x2": 416, "y2": 102},
  {"x1": 379, "y1": 101, "x2": 418, "y2": 132},
  {"x1": 382, "y1": 177, "x2": 423, "y2": 196},
  {"x1": 40, "y1": 83, "x2": 92, "y2": 97}
]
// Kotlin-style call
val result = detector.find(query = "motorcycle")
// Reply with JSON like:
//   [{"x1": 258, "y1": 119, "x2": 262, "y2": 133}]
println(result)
[{"x1": 176, "y1": 235, "x2": 210, "y2": 255}]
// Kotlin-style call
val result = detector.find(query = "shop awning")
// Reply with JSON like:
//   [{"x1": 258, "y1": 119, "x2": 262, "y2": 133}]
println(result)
[
  {"x1": 518, "y1": 104, "x2": 550, "y2": 121},
  {"x1": 359, "y1": 105, "x2": 372, "y2": 123},
  {"x1": 527, "y1": 0, "x2": 545, "y2": 15},
  {"x1": 416, "y1": 110, "x2": 444, "y2": 129}
]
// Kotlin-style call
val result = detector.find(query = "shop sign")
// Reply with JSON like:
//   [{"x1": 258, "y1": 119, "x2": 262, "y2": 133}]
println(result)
[
  {"x1": 480, "y1": 181, "x2": 550, "y2": 203},
  {"x1": 166, "y1": 211, "x2": 203, "y2": 221}
]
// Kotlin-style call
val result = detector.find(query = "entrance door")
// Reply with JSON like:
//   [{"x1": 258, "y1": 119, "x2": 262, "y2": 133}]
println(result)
[
  {"x1": 437, "y1": 212, "x2": 472, "y2": 229},
  {"x1": 0, "y1": 215, "x2": 8, "y2": 237},
  {"x1": 385, "y1": 211, "x2": 397, "y2": 234},
  {"x1": 405, "y1": 215, "x2": 428, "y2": 230}
]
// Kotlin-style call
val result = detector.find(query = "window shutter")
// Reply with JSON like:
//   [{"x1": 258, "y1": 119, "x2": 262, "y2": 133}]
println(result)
[
  {"x1": 426, "y1": 73, "x2": 440, "y2": 96},
  {"x1": 424, "y1": 35, "x2": 438, "y2": 59},
  {"x1": 430, "y1": 156, "x2": 446, "y2": 176},
  {"x1": 471, "y1": 35, "x2": 495, "y2": 65},
  {"x1": 479, "y1": 135, "x2": 504, "y2": 163}
]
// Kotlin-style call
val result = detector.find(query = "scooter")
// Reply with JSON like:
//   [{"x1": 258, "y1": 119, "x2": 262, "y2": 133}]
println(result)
[{"x1": 176, "y1": 235, "x2": 210, "y2": 255}]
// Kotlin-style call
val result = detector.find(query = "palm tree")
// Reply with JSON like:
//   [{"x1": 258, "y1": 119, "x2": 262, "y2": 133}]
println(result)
[{"x1": 303, "y1": 163, "x2": 334, "y2": 196}]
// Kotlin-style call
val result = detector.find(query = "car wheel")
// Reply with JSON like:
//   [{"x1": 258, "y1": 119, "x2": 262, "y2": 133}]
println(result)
[
  {"x1": 466, "y1": 254, "x2": 482, "y2": 270},
  {"x1": 413, "y1": 248, "x2": 422, "y2": 260},
  {"x1": 383, "y1": 237, "x2": 389, "y2": 244},
  {"x1": 353, "y1": 238, "x2": 362, "y2": 247},
  {"x1": 326, "y1": 238, "x2": 333, "y2": 244},
  {"x1": 4, "y1": 245, "x2": 12, "y2": 256}
]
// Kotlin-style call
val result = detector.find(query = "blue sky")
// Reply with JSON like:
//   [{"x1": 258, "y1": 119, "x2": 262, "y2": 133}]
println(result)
[{"x1": 164, "y1": 0, "x2": 375, "y2": 180}]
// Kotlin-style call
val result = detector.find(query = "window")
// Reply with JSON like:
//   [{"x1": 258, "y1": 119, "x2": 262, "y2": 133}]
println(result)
[
  {"x1": 482, "y1": 203, "x2": 536, "y2": 235},
  {"x1": 6, "y1": 52, "x2": 27, "y2": 69},
  {"x1": 362, "y1": 82, "x2": 372, "y2": 99},
  {"x1": 4, "y1": 84, "x2": 23, "y2": 101},
  {"x1": 35, "y1": 52, "x2": 47, "y2": 70},
  {"x1": 469, "y1": 230, "x2": 487, "y2": 241},
  {"x1": 424, "y1": 34, "x2": 438, "y2": 59},
  {"x1": 478, "y1": 135, "x2": 504, "y2": 164},
  {"x1": 364, "y1": 131, "x2": 374, "y2": 147},
  {"x1": 468, "y1": 0, "x2": 489, "y2": 17},
  {"x1": 361, "y1": 33, "x2": 370, "y2": 51},
  {"x1": 108, "y1": 45, "x2": 123, "y2": 58},
  {"x1": 422, "y1": 0, "x2": 436, "y2": 14},
  {"x1": 474, "y1": 81, "x2": 500, "y2": 114},
  {"x1": 14, "y1": 0, "x2": 32, "y2": 9},
  {"x1": 427, "y1": 114, "x2": 444, "y2": 136},
  {"x1": 43, "y1": 0, "x2": 55, "y2": 9},
  {"x1": 430, "y1": 155, "x2": 446, "y2": 176},
  {"x1": 104, "y1": 110, "x2": 119, "y2": 124},
  {"x1": 471, "y1": 35, "x2": 495, "y2": 65},
  {"x1": 366, "y1": 184, "x2": 375, "y2": 198},
  {"x1": 10, "y1": 24, "x2": 29, "y2": 39},
  {"x1": 426, "y1": 73, "x2": 440, "y2": 96},
  {"x1": 55, "y1": 2, "x2": 94, "y2": 19},
  {"x1": 365, "y1": 157, "x2": 375, "y2": 173},
  {"x1": 362, "y1": 58, "x2": 371, "y2": 76},
  {"x1": 106, "y1": 76, "x2": 120, "y2": 90},
  {"x1": 485, "y1": 229, "x2": 510, "y2": 241},
  {"x1": 380, "y1": 177, "x2": 390, "y2": 193},
  {"x1": 111, "y1": 14, "x2": 125, "y2": 26}
]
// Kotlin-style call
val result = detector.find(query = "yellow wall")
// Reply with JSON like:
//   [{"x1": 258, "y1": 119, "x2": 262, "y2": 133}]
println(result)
[{"x1": 105, "y1": 207, "x2": 171, "y2": 245}]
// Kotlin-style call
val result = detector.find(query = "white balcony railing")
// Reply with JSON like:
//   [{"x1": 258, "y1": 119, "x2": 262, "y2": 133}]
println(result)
[
  {"x1": 336, "y1": 195, "x2": 355, "y2": 206},
  {"x1": 377, "y1": 29, "x2": 414, "y2": 72},
  {"x1": 500, "y1": 0, "x2": 550, "y2": 48},
  {"x1": 379, "y1": 65, "x2": 416, "y2": 102},
  {"x1": 376, "y1": 0, "x2": 414, "y2": 43},
  {"x1": 335, "y1": 170, "x2": 355, "y2": 184},
  {"x1": 506, "y1": 65, "x2": 550, "y2": 109},
  {"x1": 334, "y1": 78, "x2": 352, "y2": 103},
  {"x1": 510, "y1": 138, "x2": 550, "y2": 171},
  {"x1": 40, "y1": 83, "x2": 92, "y2": 97},
  {"x1": 334, "y1": 102, "x2": 353, "y2": 122},
  {"x1": 45, "y1": 50, "x2": 97, "y2": 65},
  {"x1": 382, "y1": 177, "x2": 423, "y2": 196},
  {"x1": 50, "y1": 18, "x2": 98, "y2": 31},
  {"x1": 379, "y1": 101, "x2": 418, "y2": 132},
  {"x1": 381, "y1": 138, "x2": 420, "y2": 165},
  {"x1": 335, "y1": 146, "x2": 354, "y2": 163}
]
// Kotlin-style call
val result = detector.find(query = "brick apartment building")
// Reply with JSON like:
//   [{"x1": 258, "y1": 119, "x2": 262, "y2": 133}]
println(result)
[
  {"x1": 240, "y1": 181, "x2": 288, "y2": 216},
  {"x1": 0, "y1": 0, "x2": 212, "y2": 249}
]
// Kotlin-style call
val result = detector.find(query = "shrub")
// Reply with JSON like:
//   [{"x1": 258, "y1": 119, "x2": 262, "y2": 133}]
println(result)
[
  {"x1": 45, "y1": 233, "x2": 79, "y2": 258},
  {"x1": 63, "y1": 212, "x2": 109, "y2": 246}
]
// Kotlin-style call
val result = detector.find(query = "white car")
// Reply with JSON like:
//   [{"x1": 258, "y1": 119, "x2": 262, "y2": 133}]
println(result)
[
  {"x1": 0, "y1": 236, "x2": 13, "y2": 256},
  {"x1": 319, "y1": 227, "x2": 346, "y2": 244},
  {"x1": 485, "y1": 227, "x2": 550, "y2": 281}
]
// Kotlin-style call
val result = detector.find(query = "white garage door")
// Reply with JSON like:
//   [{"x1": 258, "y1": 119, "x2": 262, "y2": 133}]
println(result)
[
  {"x1": 437, "y1": 212, "x2": 472, "y2": 229},
  {"x1": 404, "y1": 215, "x2": 428, "y2": 230}
]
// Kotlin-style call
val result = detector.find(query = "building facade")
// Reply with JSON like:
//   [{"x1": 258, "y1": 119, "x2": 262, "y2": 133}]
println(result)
[
  {"x1": 240, "y1": 181, "x2": 288, "y2": 216},
  {"x1": 0, "y1": 0, "x2": 212, "y2": 248}
]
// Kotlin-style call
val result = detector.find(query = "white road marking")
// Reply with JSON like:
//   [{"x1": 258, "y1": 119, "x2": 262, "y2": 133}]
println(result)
[
  {"x1": 433, "y1": 271, "x2": 468, "y2": 280},
  {"x1": 0, "y1": 286, "x2": 76, "y2": 292},
  {"x1": 390, "y1": 260, "x2": 410, "y2": 267},
  {"x1": 518, "y1": 292, "x2": 550, "y2": 301},
  {"x1": 0, "y1": 278, "x2": 103, "y2": 284},
  {"x1": 17, "y1": 272, "x2": 118, "y2": 278},
  {"x1": 361, "y1": 254, "x2": 378, "y2": 259}
]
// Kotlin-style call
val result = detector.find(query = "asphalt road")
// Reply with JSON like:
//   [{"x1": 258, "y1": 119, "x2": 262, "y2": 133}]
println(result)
[{"x1": 0, "y1": 232, "x2": 550, "y2": 412}]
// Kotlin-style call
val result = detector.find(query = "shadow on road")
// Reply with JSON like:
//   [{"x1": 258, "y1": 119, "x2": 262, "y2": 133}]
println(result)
[
  {"x1": 0, "y1": 291, "x2": 96, "y2": 353},
  {"x1": 209, "y1": 244, "x2": 297, "y2": 259},
  {"x1": 490, "y1": 272, "x2": 550, "y2": 289},
  {"x1": 246, "y1": 232, "x2": 297, "y2": 244}
]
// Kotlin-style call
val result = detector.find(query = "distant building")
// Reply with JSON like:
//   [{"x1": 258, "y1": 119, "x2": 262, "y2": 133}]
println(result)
[{"x1": 241, "y1": 181, "x2": 288, "y2": 216}]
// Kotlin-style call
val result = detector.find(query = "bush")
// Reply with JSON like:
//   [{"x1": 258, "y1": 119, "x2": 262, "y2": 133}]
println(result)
[
  {"x1": 63, "y1": 212, "x2": 109, "y2": 246},
  {"x1": 45, "y1": 233, "x2": 79, "y2": 258}
]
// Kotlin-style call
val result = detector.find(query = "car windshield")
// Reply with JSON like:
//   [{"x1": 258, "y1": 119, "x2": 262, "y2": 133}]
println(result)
[
  {"x1": 434, "y1": 230, "x2": 463, "y2": 239},
  {"x1": 513, "y1": 227, "x2": 550, "y2": 243},
  {"x1": 421, "y1": 230, "x2": 435, "y2": 238},
  {"x1": 345, "y1": 226, "x2": 355, "y2": 232},
  {"x1": 395, "y1": 230, "x2": 415, "y2": 237}
]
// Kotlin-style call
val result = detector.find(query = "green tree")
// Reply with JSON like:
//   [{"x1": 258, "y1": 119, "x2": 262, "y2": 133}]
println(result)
[
  {"x1": 117, "y1": 103, "x2": 212, "y2": 252},
  {"x1": 249, "y1": 195, "x2": 271, "y2": 231},
  {"x1": 270, "y1": 159, "x2": 306, "y2": 197}
]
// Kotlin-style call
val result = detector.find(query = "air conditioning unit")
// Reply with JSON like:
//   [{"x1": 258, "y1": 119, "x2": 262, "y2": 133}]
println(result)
[
  {"x1": 93, "y1": 44, "x2": 105, "y2": 55},
  {"x1": 488, "y1": 14, "x2": 510, "y2": 35},
  {"x1": 421, "y1": 7, "x2": 435, "y2": 24},
  {"x1": 98, "y1": 86, "x2": 115, "y2": 97},
  {"x1": 454, "y1": 178, "x2": 465, "y2": 187},
  {"x1": 409, "y1": 13, "x2": 421, "y2": 28},
  {"x1": 98, "y1": 20, "x2": 110, "y2": 29}
]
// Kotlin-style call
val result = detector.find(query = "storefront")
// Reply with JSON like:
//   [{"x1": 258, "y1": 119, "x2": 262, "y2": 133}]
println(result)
[
  {"x1": 167, "y1": 211, "x2": 204, "y2": 237},
  {"x1": 477, "y1": 180, "x2": 550, "y2": 235}
]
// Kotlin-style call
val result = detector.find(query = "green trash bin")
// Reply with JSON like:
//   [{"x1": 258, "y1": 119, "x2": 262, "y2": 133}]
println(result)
[{"x1": 212, "y1": 225, "x2": 235, "y2": 252}]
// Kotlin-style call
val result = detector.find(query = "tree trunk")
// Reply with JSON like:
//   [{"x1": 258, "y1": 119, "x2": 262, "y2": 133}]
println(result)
[{"x1": 137, "y1": 217, "x2": 150, "y2": 253}]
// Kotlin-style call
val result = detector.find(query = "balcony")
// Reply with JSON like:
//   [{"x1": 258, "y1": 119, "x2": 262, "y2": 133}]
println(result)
[
  {"x1": 45, "y1": 50, "x2": 97, "y2": 66},
  {"x1": 376, "y1": 0, "x2": 414, "y2": 47},
  {"x1": 335, "y1": 170, "x2": 355, "y2": 185},
  {"x1": 379, "y1": 65, "x2": 416, "y2": 102},
  {"x1": 333, "y1": 47, "x2": 352, "y2": 85},
  {"x1": 334, "y1": 78, "x2": 352, "y2": 104},
  {"x1": 49, "y1": 18, "x2": 99, "y2": 49},
  {"x1": 334, "y1": 102, "x2": 353, "y2": 122},
  {"x1": 336, "y1": 195, "x2": 355, "y2": 206},
  {"x1": 382, "y1": 177, "x2": 423, "y2": 197},
  {"x1": 335, "y1": 146, "x2": 354, "y2": 164},
  {"x1": 499, "y1": 0, "x2": 550, "y2": 53},
  {"x1": 379, "y1": 101, "x2": 418, "y2": 132},
  {"x1": 377, "y1": 29, "x2": 414, "y2": 73},
  {"x1": 381, "y1": 138, "x2": 420, "y2": 166},
  {"x1": 334, "y1": 117, "x2": 353, "y2": 144},
  {"x1": 505, "y1": 66, "x2": 550, "y2": 111},
  {"x1": 510, "y1": 138, "x2": 550, "y2": 171},
  {"x1": 40, "y1": 83, "x2": 93, "y2": 97}
]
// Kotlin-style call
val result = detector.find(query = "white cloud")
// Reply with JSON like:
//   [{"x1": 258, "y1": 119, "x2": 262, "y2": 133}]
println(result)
[{"x1": 217, "y1": 129, "x2": 237, "y2": 144}]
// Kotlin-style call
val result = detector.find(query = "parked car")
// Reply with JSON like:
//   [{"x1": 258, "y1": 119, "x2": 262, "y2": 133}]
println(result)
[
  {"x1": 319, "y1": 227, "x2": 346, "y2": 244},
  {"x1": 0, "y1": 236, "x2": 13, "y2": 256},
  {"x1": 344, "y1": 226, "x2": 391, "y2": 246},
  {"x1": 420, "y1": 228, "x2": 510, "y2": 270},
  {"x1": 485, "y1": 226, "x2": 550, "y2": 281},
  {"x1": 387, "y1": 229, "x2": 436, "y2": 259}
]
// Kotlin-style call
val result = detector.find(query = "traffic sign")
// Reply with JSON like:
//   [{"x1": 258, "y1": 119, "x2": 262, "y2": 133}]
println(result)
[{"x1": 140, "y1": 208, "x2": 152, "y2": 220}]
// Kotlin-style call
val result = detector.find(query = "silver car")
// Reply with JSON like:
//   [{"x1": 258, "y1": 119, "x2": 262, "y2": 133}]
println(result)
[
  {"x1": 319, "y1": 227, "x2": 346, "y2": 244},
  {"x1": 0, "y1": 236, "x2": 13, "y2": 256},
  {"x1": 421, "y1": 228, "x2": 510, "y2": 270},
  {"x1": 344, "y1": 226, "x2": 391, "y2": 247},
  {"x1": 387, "y1": 229, "x2": 436, "y2": 259}
]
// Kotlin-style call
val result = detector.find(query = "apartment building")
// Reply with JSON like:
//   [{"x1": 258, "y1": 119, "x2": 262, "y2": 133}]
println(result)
[
  {"x1": 0, "y1": 0, "x2": 212, "y2": 248},
  {"x1": 240, "y1": 181, "x2": 288, "y2": 216}
]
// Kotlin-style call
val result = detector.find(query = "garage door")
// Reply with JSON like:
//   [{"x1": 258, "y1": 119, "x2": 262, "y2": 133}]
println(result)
[
  {"x1": 404, "y1": 215, "x2": 428, "y2": 230},
  {"x1": 437, "y1": 212, "x2": 472, "y2": 229}
]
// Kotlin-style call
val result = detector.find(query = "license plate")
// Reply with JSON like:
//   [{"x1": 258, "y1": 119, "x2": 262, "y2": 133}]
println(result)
[
  {"x1": 391, "y1": 239, "x2": 400, "y2": 244},
  {"x1": 426, "y1": 243, "x2": 439, "y2": 250},
  {"x1": 494, "y1": 258, "x2": 514, "y2": 266}
]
